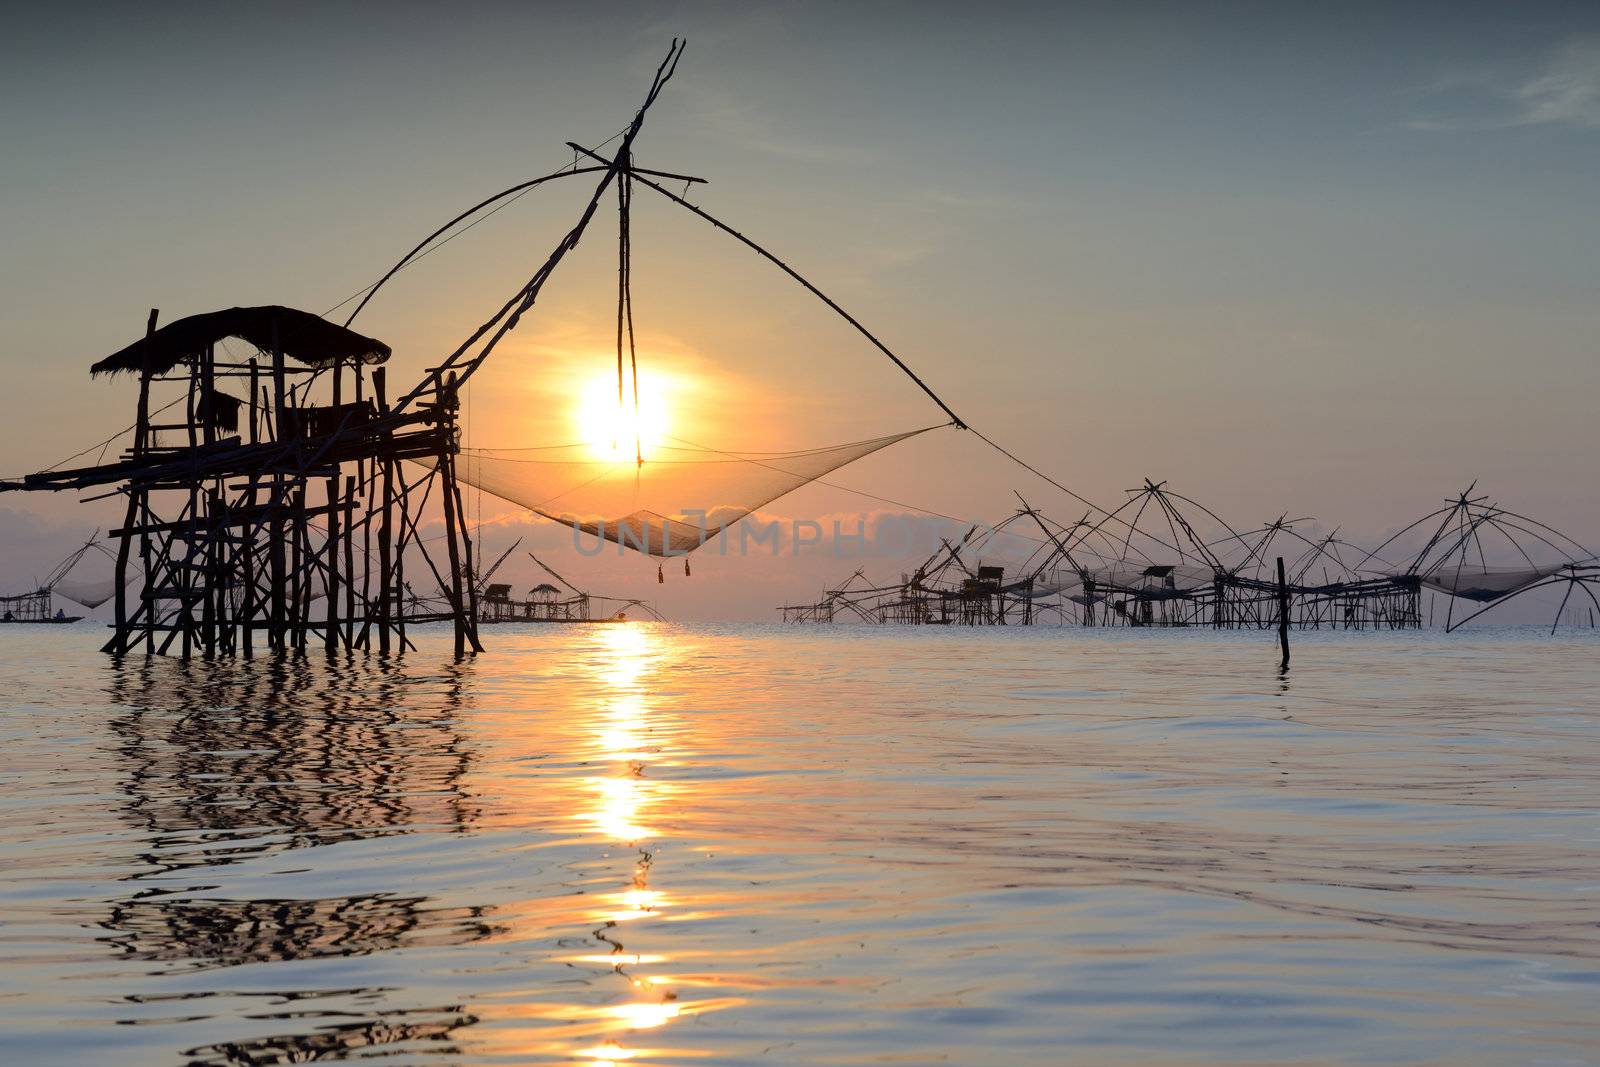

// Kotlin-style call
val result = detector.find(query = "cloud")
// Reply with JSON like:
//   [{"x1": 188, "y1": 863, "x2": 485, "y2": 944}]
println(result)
[{"x1": 1408, "y1": 36, "x2": 1600, "y2": 131}]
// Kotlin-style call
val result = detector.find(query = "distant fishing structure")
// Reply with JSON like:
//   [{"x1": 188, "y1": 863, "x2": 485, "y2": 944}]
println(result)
[
  {"x1": 427, "y1": 545, "x2": 661, "y2": 625},
  {"x1": 0, "y1": 532, "x2": 117, "y2": 625},
  {"x1": 521, "y1": 549, "x2": 665, "y2": 623},
  {"x1": 782, "y1": 484, "x2": 1600, "y2": 633}
]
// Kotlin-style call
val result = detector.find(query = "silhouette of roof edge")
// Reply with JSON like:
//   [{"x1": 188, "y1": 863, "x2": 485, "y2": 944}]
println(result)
[{"x1": 90, "y1": 306, "x2": 391, "y2": 377}]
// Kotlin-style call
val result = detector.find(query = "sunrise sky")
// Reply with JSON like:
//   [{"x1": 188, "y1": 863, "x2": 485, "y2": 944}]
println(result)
[{"x1": 2, "y1": 1, "x2": 1597, "y2": 616}]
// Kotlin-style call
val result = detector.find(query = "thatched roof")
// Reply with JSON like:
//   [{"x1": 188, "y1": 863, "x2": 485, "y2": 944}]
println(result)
[{"x1": 90, "y1": 306, "x2": 390, "y2": 377}]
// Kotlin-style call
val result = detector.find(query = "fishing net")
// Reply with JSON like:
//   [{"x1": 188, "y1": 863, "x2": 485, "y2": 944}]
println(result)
[
  {"x1": 446, "y1": 427, "x2": 936, "y2": 557},
  {"x1": 1405, "y1": 565, "x2": 1568, "y2": 602},
  {"x1": 52, "y1": 577, "x2": 120, "y2": 609},
  {"x1": 1015, "y1": 562, "x2": 1220, "y2": 601}
]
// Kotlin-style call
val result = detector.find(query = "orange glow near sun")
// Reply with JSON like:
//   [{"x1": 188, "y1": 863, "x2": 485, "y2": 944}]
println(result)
[{"x1": 576, "y1": 370, "x2": 669, "y2": 461}]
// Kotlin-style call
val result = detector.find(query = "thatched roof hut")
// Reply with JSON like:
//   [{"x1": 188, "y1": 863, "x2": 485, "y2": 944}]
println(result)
[{"x1": 90, "y1": 306, "x2": 390, "y2": 377}]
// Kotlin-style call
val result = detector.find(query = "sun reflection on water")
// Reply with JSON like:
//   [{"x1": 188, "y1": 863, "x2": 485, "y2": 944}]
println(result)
[{"x1": 554, "y1": 624, "x2": 737, "y2": 1062}]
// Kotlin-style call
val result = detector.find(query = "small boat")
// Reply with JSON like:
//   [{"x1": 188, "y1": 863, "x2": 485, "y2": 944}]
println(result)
[
  {"x1": 1, "y1": 534, "x2": 112, "y2": 624},
  {"x1": 0, "y1": 600, "x2": 84, "y2": 624}
]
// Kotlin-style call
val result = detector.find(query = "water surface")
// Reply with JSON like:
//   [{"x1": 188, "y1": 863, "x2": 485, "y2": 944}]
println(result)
[{"x1": 2, "y1": 624, "x2": 1597, "y2": 1065}]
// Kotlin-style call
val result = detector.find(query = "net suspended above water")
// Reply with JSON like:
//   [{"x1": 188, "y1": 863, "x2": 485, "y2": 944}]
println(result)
[
  {"x1": 52, "y1": 576, "x2": 121, "y2": 609},
  {"x1": 1401, "y1": 564, "x2": 1573, "y2": 602},
  {"x1": 448, "y1": 426, "x2": 940, "y2": 557}
]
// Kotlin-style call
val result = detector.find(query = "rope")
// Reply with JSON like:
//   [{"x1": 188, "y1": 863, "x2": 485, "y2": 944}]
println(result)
[
  {"x1": 583, "y1": 151, "x2": 1184, "y2": 557},
  {"x1": 5, "y1": 395, "x2": 187, "y2": 482},
  {"x1": 660, "y1": 428, "x2": 1053, "y2": 550}
]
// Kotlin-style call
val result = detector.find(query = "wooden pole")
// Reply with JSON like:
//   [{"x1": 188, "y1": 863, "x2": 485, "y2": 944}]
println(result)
[
  {"x1": 295, "y1": 481, "x2": 311, "y2": 652},
  {"x1": 394, "y1": 468, "x2": 410, "y2": 651},
  {"x1": 248, "y1": 359, "x2": 259, "y2": 444},
  {"x1": 439, "y1": 378, "x2": 468, "y2": 658},
  {"x1": 328, "y1": 360, "x2": 345, "y2": 649},
  {"x1": 355, "y1": 369, "x2": 370, "y2": 648},
  {"x1": 108, "y1": 308, "x2": 159, "y2": 654},
  {"x1": 271, "y1": 318, "x2": 287, "y2": 435},
  {"x1": 200, "y1": 344, "x2": 219, "y2": 657},
  {"x1": 374, "y1": 369, "x2": 393, "y2": 655},
  {"x1": 241, "y1": 474, "x2": 257, "y2": 659},
  {"x1": 453, "y1": 472, "x2": 483, "y2": 652},
  {"x1": 1276, "y1": 556, "x2": 1290, "y2": 670},
  {"x1": 344, "y1": 474, "x2": 357, "y2": 648},
  {"x1": 203, "y1": 489, "x2": 221, "y2": 657},
  {"x1": 325, "y1": 473, "x2": 340, "y2": 654}
]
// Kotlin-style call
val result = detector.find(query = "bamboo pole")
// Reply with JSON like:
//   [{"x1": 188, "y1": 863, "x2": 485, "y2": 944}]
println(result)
[
  {"x1": 374, "y1": 369, "x2": 393, "y2": 655},
  {"x1": 344, "y1": 474, "x2": 357, "y2": 648},
  {"x1": 438, "y1": 379, "x2": 468, "y2": 658},
  {"x1": 325, "y1": 473, "x2": 340, "y2": 654},
  {"x1": 1277, "y1": 556, "x2": 1290, "y2": 669},
  {"x1": 107, "y1": 309, "x2": 159, "y2": 654},
  {"x1": 269, "y1": 326, "x2": 287, "y2": 653}
]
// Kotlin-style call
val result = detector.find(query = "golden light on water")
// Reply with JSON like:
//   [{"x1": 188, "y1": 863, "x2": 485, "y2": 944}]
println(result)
[
  {"x1": 589, "y1": 775, "x2": 654, "y2": 842},
  {"x1": 604, "y1": 1000, "x2": 681, "y2": 1029},
  {"x1": 560, "y1": 953, "x2": 667, "y2": 968},
  {"x1": 467, "y1": 624, "x2": 742, "y2": 1065}
]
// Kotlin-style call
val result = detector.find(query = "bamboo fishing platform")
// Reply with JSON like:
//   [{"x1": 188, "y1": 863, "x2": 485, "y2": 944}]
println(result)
[
  {"x1": 8, "y1": 307, "x2": 477, "y2": 657},
  {"x1": 0, "y1": 42, "x2": 698, "y2": 658}
]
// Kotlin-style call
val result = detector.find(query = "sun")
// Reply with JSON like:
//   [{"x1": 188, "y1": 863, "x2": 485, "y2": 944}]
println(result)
[{"x1": 576, "y1": 370, "x2": 669, "y2": 461}]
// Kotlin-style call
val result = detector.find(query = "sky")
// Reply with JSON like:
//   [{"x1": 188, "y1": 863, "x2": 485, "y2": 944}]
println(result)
[{"x1": 1, "y1": 1, "x2": 1597, "y2": 619}]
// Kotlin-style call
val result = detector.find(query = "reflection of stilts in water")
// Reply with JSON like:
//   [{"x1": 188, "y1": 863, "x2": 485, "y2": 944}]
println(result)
[
  {"x1": 106, "y1": 655, "x2": 479, "y2": 873},
  {"x1": 100, "y1": 655, "x2": 493, "y2": 1061},
  {"x1": 183, "y1": 1009, "x2": 478, "y2": 1067},
  {"x1": 103, "y1": 893, "x2": 496, "y2": 969}
]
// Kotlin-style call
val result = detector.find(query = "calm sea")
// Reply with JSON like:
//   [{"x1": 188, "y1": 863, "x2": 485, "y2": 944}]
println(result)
[{"x1": 1, "y1": 624, "x2": 1597, "y2": 1066}]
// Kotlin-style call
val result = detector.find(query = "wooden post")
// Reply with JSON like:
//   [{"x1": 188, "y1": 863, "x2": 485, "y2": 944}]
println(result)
[
  {"x1": 394, "y1": 470, "x2": 409, "y2": 651},
  {"x1": 202, "y1": 490, "x2": 219, "y2": 658},
  {"x1": 268, "y1": 321, "x2": 288, "y2": 654},
  {"x1": 435, "y1": 373, "x2": 482, "y2": 655},
  {"x1": 356, "y1": 368, "x2": 371, "y2": 646},
  {"x1": 439, "y1": 412, "x2": 468, "y2": 655},
  {"x1": 344, "y1": 474, "x2": 357, "y2": 648},
  {"x1": 296, "y1": 482, "x2": 312, "y2": 652},
  {"x1": 107, "y1": 309, "x2": 159, "y2": 654},
  {"x1": 200, "y1": 343, "x2": 216, "y2": 448},
  {"x1": 248, "y1": 359, "x2": 259, "y2": 444},
  {"x1": 240, "y1": 475, "x2": 257, "y2": 659},
  {"x1": 1276, "y1": 556, "x2": 1290, "y2": 670},
  {"x1": 325, "y1": 473, "x2": 340, "y2": 654},
  {"x1": 288, "y1": 481, "x2": 302, "y2": 651},
  {"x1": 328, "y1": 364, "x2": 344, "y2": 648},
  {"x1": 452, "y1": 471, "x2": 483, "y2": 652},
  {"x1": 271, "y1": 317, "x2": 287, "y2": 436},
  {"x1": 374, "y1": 368, "x2": 393, "y2": 655}
]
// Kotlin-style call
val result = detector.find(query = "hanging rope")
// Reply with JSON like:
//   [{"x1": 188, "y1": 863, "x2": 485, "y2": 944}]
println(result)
[
  {"x1": 566, "y1": 143, "x2": 1185, "y2": 555},
  {"x1": 615, "y1": 152, "x2": 644, "y2": 463},
  {"x1": 624, "y1": 170, "x2": 642, "y2": 467}
]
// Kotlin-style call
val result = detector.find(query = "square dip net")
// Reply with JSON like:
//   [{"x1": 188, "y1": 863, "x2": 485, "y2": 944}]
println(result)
[{"x1": 445, "y1": 426, "x2": 937, "y2": 557}]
